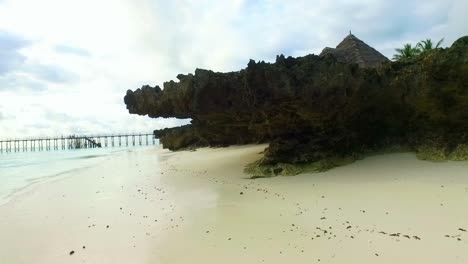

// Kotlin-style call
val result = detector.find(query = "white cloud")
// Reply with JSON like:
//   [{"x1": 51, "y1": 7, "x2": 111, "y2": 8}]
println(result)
[{"x1": 0, "y1": 0, "x2": 467, "y2": 138}]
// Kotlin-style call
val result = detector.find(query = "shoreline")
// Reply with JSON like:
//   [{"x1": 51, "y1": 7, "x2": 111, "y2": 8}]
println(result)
[
  {"x1": 0, "y1": 145, "x2": 468, "y2": 263},
  {"x1": 0, "y1": 148, "x2": 130, "y2": 206}
]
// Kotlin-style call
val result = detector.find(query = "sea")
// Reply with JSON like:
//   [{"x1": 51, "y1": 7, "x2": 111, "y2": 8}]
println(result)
[{"x1": 0, "y1": 146, "x2": 155, "y2": 206}]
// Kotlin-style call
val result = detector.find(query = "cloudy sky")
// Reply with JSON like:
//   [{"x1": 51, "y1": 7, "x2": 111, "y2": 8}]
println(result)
[{"x1": 0, "y1": 0, "x2": 467, "y2": 139}]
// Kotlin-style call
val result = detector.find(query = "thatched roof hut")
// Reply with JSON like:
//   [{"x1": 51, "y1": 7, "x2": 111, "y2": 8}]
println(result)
[{"x1": 320, "y1": 34, "x2": 389, "y2": 68}]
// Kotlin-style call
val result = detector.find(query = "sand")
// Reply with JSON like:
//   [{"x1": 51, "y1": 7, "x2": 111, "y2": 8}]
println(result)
[{"x1": 0, "y1": 145, "x2": 468, "y2": 264}]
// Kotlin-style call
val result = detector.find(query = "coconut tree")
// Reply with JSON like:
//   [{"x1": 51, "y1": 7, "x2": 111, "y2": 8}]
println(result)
[
  {"x1": 393, "y1": 43, "x2": 421, "y2": 61},
  {"x1": 417, "y1": 38, "x2": 444, "y2": 52}
]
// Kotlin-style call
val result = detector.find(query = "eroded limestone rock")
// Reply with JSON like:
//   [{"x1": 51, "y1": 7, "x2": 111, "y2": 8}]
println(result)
[{"x1": 124, "y1": 35, "x2": 468, "y2": 177}]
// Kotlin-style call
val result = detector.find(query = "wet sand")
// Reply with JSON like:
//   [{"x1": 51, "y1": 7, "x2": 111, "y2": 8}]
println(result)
[{"x1": 1, "y1": 145, "x2": 468, "y2": 263}]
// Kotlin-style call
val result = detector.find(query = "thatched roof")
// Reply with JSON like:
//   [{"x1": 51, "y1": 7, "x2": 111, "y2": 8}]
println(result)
[{"x1": 320, "y1": 34, "x2": 389, "y2": 68}]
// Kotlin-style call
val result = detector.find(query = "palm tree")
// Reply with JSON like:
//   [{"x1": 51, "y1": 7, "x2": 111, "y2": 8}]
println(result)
[
  {"x1": 393, "y1": 43, "x2": 421, "y2": 61},
  {"x1": 417, "y1": 38, "x2": 444, "y2": 52}
]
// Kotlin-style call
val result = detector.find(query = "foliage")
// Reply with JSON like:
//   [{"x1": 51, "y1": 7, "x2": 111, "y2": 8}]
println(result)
[
  {"x1": 393, "y1": 38, "x2": 444, "y2": 61},
  {"x1": 393, "y1": 43, "x2": 421, "y2": 60},
  {"x1": 417, "y1": 38, "x2": 444, "y2": 52}
]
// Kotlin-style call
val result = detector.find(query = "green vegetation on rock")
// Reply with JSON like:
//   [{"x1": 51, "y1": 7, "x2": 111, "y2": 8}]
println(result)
[
  {"x1": 416, "y1": 145, "x2": 449, "y2": 161},
  {"x1": 449, "y1": 144, "x2": 468, "y2": 161},
  {"x1": 393, "y1": 43, "x2": 421, "y2": 61},
  {"x1": 417, "y1": 38, "x2": 444, "y2": 52},
  {"x1": 244, "y1": 155, "x2": 360, "y2": 178},
  {"x1": 393, "y1": 38, "x2": 444, "y2": 61}
]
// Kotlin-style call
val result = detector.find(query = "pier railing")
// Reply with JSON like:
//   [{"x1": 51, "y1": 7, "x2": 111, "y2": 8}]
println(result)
[{"x1": 0, "y1": 133, "x2": 156, "y2": 153}]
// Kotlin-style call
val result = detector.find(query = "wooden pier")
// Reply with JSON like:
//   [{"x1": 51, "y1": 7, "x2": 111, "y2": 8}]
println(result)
[{"x1": 0, "y1": 133, "x2": 156, "y2": 153}]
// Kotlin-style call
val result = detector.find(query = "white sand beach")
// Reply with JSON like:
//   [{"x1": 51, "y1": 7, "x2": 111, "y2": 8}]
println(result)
[{"x1": 1, "y1": 145, "x2": 468, "y2": 264}]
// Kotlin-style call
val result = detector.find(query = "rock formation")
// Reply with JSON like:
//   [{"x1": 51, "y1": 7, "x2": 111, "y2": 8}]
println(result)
[{"x1": 124, "y1": 35, "x2": 468, "y2": 177}]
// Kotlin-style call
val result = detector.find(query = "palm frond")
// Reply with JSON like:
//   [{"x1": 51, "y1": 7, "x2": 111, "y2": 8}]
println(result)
[
  {"x1": 393, "y1": 37, "x2": 445, "y2": 61},
  {"x1": 436, "y1": 38, "x2": 444, "y2": 48},
  {"x1": 393, "y1": 43, "x2": 420, "y2": 61}
]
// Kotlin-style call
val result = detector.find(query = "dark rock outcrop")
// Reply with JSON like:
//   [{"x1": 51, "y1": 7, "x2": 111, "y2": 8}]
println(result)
[{"x1": 124, "y1": 35, "x2": 468, "y2": 176}]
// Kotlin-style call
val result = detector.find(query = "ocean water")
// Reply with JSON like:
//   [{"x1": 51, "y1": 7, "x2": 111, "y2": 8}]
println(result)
[{"x1": 0, "y1": 146, "x2": 154, "y2": 205}]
